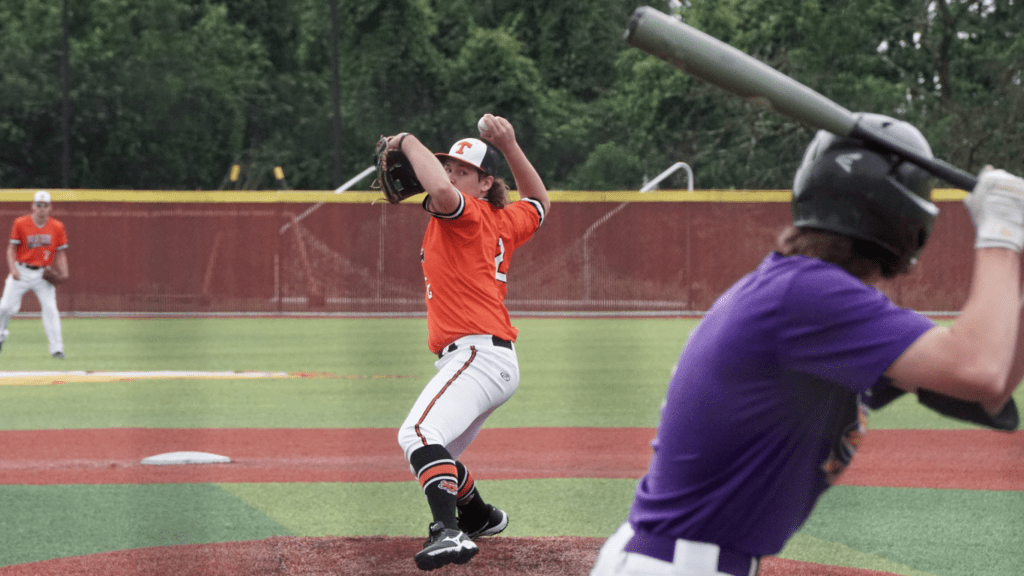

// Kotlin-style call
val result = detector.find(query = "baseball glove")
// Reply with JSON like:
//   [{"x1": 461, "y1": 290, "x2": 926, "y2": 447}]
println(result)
[
  {"x1": 42, "y1": 266, "x2": 65, "y2": 286},
  {"x1": 372, "y1": 135, "x2": 424, "y2": 204}
]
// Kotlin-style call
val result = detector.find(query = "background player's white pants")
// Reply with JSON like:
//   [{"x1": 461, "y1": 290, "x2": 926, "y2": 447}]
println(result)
[
  {"x1": 398, "y1": 335, "x2": 520, "y2": 462},
  {"x1": 0, "y1": 266, "x2": 64, "y2": 355},
  {"x1": 591, "y1": 523, "x2": 758, "y2": 576}
]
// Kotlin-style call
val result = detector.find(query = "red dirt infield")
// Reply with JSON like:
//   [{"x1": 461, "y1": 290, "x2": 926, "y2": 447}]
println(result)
[
  {"x1": 1, "y1": 427, "x2": 1021, "y2": 490},
  {"x1": 2, "y1": 427, "x2": 1020, "y2": 575}
]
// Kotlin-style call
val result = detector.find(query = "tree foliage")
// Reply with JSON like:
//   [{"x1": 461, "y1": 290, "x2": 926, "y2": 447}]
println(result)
[{"x1": 0, "y1": 0, "x2": 1020, "y2": 191}]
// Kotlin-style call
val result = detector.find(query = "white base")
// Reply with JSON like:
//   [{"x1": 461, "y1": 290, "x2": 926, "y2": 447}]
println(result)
[{"x1": 140, "y1": 451, "x2": 231, "y2": 465}]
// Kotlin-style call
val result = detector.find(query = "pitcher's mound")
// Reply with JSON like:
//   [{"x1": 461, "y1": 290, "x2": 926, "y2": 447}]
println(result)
[{"x1": 0, "y1": 536, "x2": 900, "y2": 576}]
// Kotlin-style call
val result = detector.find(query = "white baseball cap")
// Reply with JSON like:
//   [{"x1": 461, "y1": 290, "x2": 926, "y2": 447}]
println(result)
[
  {"x1": 33, "y1": 191, "x2": 52, "y2": 204},
  {"x1": 435, "y1": 138, "x2": 501, "y2": 176}
]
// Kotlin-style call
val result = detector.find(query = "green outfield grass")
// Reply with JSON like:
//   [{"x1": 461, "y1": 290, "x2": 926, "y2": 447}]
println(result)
[
  {"x1": 0, "y1": 316, "x2": 992, "y2": 430},
  {"x1": 0, "y1": 316, "x2": 1020, "y2": 574}
]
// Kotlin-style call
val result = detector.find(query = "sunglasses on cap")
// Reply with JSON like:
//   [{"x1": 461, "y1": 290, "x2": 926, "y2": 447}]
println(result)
[{"x1": 34, "y1": 202, "x2": 49, "y2": 207}]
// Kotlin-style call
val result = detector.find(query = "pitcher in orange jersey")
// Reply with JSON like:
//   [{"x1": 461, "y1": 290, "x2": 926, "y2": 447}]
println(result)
[
  {"x1": 389, "y1": 115, "x2": 550, "y2": 571},
  {"x1": 0, "y1": 191, "x2": 69, "y2": 358}
]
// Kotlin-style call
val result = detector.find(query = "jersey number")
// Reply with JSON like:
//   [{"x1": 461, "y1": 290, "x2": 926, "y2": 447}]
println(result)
[
  {"x1": 425, "y1": 238, "x2": 506, "y2": 300},
  {"x1": 494, "y1": 238, "x2": 506, "y2": 283}
]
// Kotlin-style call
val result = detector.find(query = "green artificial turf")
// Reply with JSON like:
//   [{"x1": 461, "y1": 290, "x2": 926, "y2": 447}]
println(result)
[
  {"x1": 786, "y1": 486, "x2": 1024, "y2": 576},
  {"x1": 0, "y1": 316, "x2": 1005, "y2": 430},
  {"x1": 7, "y1": 479, "x2": 1019, "y2": 575},
  {"x1": 0, "y1": 484, "x2": 290, "y2": 566},
  {"x1": 219, "y1": 478, "x2": 638, "y2": 538},
  {"x1": 2, "y1": 316, "x2": 1021, "y2": 574}
]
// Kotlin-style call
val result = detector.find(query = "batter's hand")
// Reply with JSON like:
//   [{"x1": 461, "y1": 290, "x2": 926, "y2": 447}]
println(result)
[{"x1": 964, "y1": 167, "x2": 1024, "y2": 252}]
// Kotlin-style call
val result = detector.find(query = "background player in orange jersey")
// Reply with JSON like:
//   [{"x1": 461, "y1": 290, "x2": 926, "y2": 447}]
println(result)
[
  {"x1": 0, "y1": 191, "x2": 69, "y2": 358},
  {"x1": 388, "y1": 114, "x2": 550, "y2": 571}
]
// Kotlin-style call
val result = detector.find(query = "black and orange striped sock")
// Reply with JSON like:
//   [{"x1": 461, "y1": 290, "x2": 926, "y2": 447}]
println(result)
[
  {"x1": 455, "y1": 460, "x2": 478, "y2": 506},
  {"x1": 455, "y1": 460, "x2": 490, "y2": 528},
  {"x1": 409, "y1": 445, "x2": 458, "y2": 530}
]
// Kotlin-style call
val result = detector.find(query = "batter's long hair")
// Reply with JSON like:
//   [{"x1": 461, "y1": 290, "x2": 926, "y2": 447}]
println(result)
[{"x1": 776, "y1": 226, "x2": 908, "y2": 280}]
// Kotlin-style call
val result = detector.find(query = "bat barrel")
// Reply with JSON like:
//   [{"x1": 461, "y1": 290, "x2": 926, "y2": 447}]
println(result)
[{"x1": 625, "y1": 6, "x2": 857, "y2": 137}]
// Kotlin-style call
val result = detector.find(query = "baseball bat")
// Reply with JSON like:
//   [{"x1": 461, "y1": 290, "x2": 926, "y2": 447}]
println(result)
[{"x1": 624, "y1": 6, "x2": 978, "y2": 191}]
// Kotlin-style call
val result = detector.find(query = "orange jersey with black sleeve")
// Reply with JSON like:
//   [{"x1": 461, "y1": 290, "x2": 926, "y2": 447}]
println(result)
[
  {"x1": 420, "y1": 193, "x2": 545, "y2": 354},
  {"x1": 10, "y1": 215, "x2": 68, "y2": 267}
]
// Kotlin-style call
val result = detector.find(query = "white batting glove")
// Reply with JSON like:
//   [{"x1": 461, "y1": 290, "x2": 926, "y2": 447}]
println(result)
[{"x1": 964, "y1": 167, "x2": 1024, "y2": 252}]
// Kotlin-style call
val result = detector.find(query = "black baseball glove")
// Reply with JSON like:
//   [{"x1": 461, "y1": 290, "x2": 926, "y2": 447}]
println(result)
[{"x1": 372, "y1": 135, "x2": 424, "y2": 204}]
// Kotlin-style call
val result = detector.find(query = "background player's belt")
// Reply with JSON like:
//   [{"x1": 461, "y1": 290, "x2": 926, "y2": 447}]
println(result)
[
  {"x1": 624, "y1": 529, "x2": 758, "y2": 576},
  {"x1": 438, "y1": 335, "x2": 513, "y2": 359},
  {"x1": 19, "y1": 263, "x2": 40, "y2": 270}
]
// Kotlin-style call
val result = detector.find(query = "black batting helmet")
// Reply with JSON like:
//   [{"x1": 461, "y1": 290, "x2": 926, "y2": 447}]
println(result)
[{"x1": 792, "y1": 113, "x2": 939, "y2": 272}]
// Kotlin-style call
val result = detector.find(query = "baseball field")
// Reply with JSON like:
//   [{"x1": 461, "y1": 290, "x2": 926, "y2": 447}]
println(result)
[{"x1": 0, "y1": 316, "x2": 1021, "y2": 575}]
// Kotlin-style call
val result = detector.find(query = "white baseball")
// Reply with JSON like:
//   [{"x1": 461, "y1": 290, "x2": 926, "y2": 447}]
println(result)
[{"x1": 477, "y1": 116, "x2": 489, "y2": 135}]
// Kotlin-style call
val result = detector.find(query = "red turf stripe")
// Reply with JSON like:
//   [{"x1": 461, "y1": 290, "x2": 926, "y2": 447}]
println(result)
[{"x1": 0, "y1": 428, "x2": 1019, "y2": 490}]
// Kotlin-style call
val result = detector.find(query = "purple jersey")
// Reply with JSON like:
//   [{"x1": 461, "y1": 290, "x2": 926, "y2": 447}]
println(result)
[{"x1": 628, "y1": 253, "x2": 934, "y2": 556}]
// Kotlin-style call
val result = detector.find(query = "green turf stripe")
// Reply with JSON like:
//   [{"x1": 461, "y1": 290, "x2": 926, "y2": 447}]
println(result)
[
  {"x1": 219, "y1": 478, "x2": 638, "y2": 538},
  {"x1": 3, "y1": 317, "x2": 1005, "y2": 430},
  {"x1": 780, "y1": 534, "x2": 938, "y2": 576},
  {"x1": 0, "y1": 484, "x2": 291, "y2": 568},
  {"x1": 794, "y1": 485, "x2": 1024, "y2": 576},
  {"x1": 4, "y1": 479, "x2": 1022, "y2": 576}
]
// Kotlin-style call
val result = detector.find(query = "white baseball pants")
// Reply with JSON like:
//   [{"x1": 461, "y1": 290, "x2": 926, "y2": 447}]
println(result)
[
  {"x1": 0, "y1": 264, "x2": 64, "y2": 355},
  {"x1": 398, "y1": 335, "x2": 520, "y2": 462},
  {"x1": 591, "y1": 523, "x2": 759, "y2": 576}
]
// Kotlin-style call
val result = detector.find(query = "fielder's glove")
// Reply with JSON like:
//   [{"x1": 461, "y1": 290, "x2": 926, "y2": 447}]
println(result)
[
  {"x1": 42, "y1": 266, "x2": 65, "y2": 286},
  {"x1": 372, "y1": 134, "x2": 424, "y2": 204}
]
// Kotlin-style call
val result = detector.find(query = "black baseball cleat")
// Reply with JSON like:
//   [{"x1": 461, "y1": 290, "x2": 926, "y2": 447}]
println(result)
[
  {"x1": 52, "y1": 351, "x2": 65, "y2": 359},
  {"x1": 458, "y1": 505, "x2": 508, "y2": 539},
  {"x1": 414, "y1": 521, "x2": 478, "y2": 571}
]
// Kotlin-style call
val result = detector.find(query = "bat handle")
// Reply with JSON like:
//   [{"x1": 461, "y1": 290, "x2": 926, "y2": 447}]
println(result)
[
  {"x1": 849, "y1": 123, "x2": 978, "y2": 192},
  {"x1": 923, "y1": 160, "x2": 978, "y2": 193}
]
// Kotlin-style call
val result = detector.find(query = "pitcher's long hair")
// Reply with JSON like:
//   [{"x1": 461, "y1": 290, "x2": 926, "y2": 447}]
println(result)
[{"x1": 483, "y1": 174, "x2": 510, "y2": 209}]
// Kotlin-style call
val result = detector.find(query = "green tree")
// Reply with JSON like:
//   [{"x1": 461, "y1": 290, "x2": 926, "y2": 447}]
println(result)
[
  {"x1": 618, "y1": 0, "x2": 1023, "y2": 189},
  {"x1": 2, "y1": 0, "x2": 1018, "y2": 191},
  {"x1": 0, "y1": 0, "x2": 265, "y2": 189},
  {"x1": 0, "y1": 0, "x2": 68, "y2": 186},
  {"x1": 435, "y1": 26, "x2": 548, "y2": 180},
  {"x1": 904, "y1": 0, "x2": 1024, "y2": 175}
]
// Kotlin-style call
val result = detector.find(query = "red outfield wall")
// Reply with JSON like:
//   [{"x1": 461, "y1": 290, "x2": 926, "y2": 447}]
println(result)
[{"x1": 0, "y1": 191, "x2": 975, "y2": 315}]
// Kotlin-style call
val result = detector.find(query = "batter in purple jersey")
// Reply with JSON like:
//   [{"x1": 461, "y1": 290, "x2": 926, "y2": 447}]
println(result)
[{"x1": 592, "y1": 114, "x2": 1024, "y2": 576}]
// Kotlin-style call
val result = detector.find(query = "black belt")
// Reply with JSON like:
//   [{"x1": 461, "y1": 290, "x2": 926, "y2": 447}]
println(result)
[
  {"x1": 624, "y1": 529, "x2": 758, "y2": 576},
  {"x1": 438, "y1": 336, "x2": 513, "y2": 359},
  {"x1": 20, "y1": 264, "x2": 40, "y2": 270}
]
